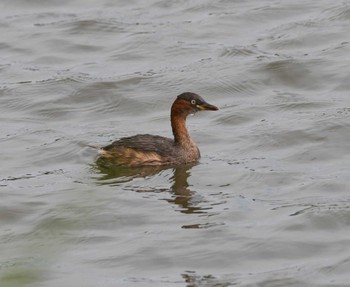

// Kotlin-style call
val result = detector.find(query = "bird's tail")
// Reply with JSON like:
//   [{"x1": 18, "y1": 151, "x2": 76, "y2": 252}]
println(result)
[
  {"x1": 87, "y1": 144, "x2": 109, "y2": 156},
  {"x1": 87, "y1": 144, "x2": 100, "y2": 150}
]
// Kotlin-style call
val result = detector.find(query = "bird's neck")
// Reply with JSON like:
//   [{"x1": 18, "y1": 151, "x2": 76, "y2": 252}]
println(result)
[
  {"x1": 170, "y1": 101, "x2": 200, "y2": 162},
  {"x1": 171, "y1": 108, "x2": 192, "y2": 147}
]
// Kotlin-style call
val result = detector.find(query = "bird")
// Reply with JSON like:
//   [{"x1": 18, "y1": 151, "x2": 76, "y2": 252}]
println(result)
[{"x1": 94, "y1": 92, "x2": 218, "y2": 166}]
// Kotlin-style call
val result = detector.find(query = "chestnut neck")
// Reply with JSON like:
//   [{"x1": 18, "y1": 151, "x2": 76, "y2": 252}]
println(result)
[{"x1": 170, "y1": 101, "x2": 192, "y2": 146}]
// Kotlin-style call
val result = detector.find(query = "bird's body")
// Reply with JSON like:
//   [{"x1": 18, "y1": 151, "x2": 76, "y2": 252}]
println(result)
[{"x1": 99, "y1": 134, "x2": 198, "y2": 166}]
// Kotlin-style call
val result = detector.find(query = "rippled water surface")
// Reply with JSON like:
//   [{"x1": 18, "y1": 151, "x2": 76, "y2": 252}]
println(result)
[{"x1": 1, "y1": 0, "x2": 350, "y2": 286}]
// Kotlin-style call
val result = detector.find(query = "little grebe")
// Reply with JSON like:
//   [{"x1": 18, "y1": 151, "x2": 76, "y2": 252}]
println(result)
[{"x1": 97, "y1": 92, "x2": 218, "y2": 166}]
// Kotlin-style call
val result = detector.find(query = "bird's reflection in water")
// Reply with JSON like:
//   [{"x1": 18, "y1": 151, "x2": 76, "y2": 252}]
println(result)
[
  {"x1": 94, "y1": 157, "x2": 167, "y2": 184},
  {"x1": 93, "y1": 157, "x2": 207, "y2": 215},
  {"x1": 165, "y1": 164, "x2": 208, "y2": 214}
]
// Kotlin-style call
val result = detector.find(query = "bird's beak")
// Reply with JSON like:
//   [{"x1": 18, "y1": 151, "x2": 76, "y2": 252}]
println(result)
[{"x1": 196, "y1": 101, "x2": 219, "y2": 111}]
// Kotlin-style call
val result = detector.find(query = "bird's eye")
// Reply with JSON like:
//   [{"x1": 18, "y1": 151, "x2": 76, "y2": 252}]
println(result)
[{"x1": 191, "y1": 99, "x2": 196, "y2": 105}]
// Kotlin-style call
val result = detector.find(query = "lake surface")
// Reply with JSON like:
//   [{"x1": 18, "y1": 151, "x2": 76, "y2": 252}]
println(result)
[{"x1": 1, "y1": 0, "x2": 350, "y2": 286}]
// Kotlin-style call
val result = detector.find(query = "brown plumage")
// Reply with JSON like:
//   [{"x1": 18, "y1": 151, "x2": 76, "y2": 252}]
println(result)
[{"x1": 97, "y1": 92, "x2": 218, "y2": 166}]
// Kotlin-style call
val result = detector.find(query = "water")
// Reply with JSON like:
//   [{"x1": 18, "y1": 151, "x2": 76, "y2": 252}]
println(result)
[{"x1": 1, "y1": 0, "x2": 350, "y2": 286}]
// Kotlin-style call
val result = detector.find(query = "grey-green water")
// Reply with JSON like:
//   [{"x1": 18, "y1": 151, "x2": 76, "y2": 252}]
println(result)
[{"x1": 1, "y1": 1, "x2": 350, "y2": 286}]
